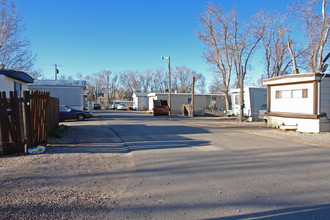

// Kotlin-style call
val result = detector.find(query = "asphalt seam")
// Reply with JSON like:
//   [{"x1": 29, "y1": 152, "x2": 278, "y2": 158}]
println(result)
[{"x1": 108, "y1": 127, "x2": 131, "y2": 153}]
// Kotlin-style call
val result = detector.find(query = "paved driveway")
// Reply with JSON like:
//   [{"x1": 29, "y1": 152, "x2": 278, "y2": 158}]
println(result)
[
  {"x1": 101, "y1": 111, "x2": 330, "y2": 219},
  {"x1": 2, "y1": 110, "x2": 329, "y2": 219}
]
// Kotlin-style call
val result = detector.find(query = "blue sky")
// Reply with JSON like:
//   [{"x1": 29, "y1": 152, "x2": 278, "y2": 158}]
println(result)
[{"x1": 15, "y1": 0, "x2": 293, "y2": 88}]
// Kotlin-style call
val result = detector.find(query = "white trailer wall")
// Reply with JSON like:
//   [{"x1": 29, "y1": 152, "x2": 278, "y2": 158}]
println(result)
[{"x1": 148, "y1": 93, "x2": 226, "y2": 115}]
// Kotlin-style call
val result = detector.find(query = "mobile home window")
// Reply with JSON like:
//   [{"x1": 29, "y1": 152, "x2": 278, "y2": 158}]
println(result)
[
  {"x1": 14, "y1": 82, "x2": 22, "y2": 97},
  {"x1": 276, "y1": 88, "x2": 308, "y2": 99},
  {"x1": 234, "y1": 94, "x2": 239, "y2": 105},
  {"x1": 291, "y1": 89, "x2": 302, "y2": 98},
  {"x1": 279, "y1": 90, "x2": 290, "y2": 99}
]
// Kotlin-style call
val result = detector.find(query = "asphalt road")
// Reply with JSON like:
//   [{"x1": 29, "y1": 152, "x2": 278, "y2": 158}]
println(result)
[{"x1": 91, "y1": 110, "x2": 330, "y2": 219}]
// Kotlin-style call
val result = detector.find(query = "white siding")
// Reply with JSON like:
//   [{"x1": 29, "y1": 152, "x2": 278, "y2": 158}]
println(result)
[
  {"x1": 148, "y1": 93, "x2": 226, "y2": 114},
  {"x1": 0, "y1": 75, "x2": 28, "y2": 97},
  {"x1": 29, "y1": 86, "x2": 84, "y2": 110},
  {"x1": 230, "y1": 88, "x2": 266, "y2": 120},
  {"x1": 320, "y1": 78, "x2": 330, "y2": 116},
  {"x1": 270, "y1": 83, "x2": 314, "y2": 114}
]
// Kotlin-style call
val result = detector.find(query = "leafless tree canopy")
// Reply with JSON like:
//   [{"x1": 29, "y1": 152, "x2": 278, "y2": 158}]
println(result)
[
  {"x1": 289, "y1": 0, "x2": 330, "y2": 72},
  {"x1": 83, "y1": 67, "x2": 206, "y2": 101},
  {"x1": 197, "y1": 3, "x2": 263, "y2": 109},
  {"x1": 258, "y1": 11, "x2": 296, "y2": 77},
  {"x1": 0, "y1": 0, "x2": 35, "y2": 72},
  {"x1": 197, "y1": 3, "x2": 235, "y2": 110},
  {"x1": 172, "y1": 66, "x2": 205, "y2": 93}
]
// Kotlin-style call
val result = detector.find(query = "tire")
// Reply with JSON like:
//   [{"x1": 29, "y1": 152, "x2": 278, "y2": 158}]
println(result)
[{"x1": 77, "y1": 114, "x2": 85, "y2": 121}]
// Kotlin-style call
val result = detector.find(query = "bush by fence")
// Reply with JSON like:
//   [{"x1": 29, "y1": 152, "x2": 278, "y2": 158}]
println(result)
[{"x1": 0, "y1": 90, "x2": 59, "y2": 154}]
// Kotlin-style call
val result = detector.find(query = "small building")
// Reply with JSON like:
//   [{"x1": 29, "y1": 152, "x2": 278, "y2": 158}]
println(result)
[
  {"x1": 28, "y1": 80, "x2": 86, "y2": 110},
  {"x1": 132, "y1": 93, "x2": 149, "y2": 110},
  {"x1": 230, "y1": 87, "x2": 267, "y2": 121},
  {"x1": 147, "y1": 93, "x2": 226, "y2": 115},
  {"x1": 263, "y1": 73, "x2": 330, "y2": 133},
  {"x1": 0, "y1": 69, "x2": 34, "y2": 97}
]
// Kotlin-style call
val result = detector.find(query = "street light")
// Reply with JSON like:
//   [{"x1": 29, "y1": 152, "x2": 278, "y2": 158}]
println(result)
[{"x1": 161, "y1": 56, "x2": 171, "y2": 115}]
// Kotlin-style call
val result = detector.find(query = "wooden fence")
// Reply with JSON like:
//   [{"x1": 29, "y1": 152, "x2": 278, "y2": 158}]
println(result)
[{"x1": 0, "y1": 90, "x2": 59, "y2": 155}]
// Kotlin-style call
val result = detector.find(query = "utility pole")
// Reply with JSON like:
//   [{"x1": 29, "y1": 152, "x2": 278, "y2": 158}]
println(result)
[
  {"x1": 191, "y1": 76, "x2": 195, "y2": 117},
  {"x1": 54, "y1": 64, "x2": 61, "y2": 80},
  {"x1": 239, "y1": 65, "x2": 244, "y2": 122},
  {"x1": 168, "y1": 57, "x2": 171, "y2": 115},
  {"x1": 161, "y1": 56, "x2": 171, "y2": 115},
  {"x1": 106, "y1": 71, "x2": 111, "y2": 102}
]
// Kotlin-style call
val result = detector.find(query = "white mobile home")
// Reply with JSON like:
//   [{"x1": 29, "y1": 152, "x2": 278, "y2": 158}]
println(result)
[
  {"x1": 263, "y1": 73, "x2": 330, "y2": 132},
  {"x1": 148, "y1": 93, "x2": 226, "y2": 115},
  {"x1": 132, "y1": 93, "x2": 148, "y2": 110},
  {"x1": 0, "y1": 69, "x2": 34, "y2": 97},
  {"x1": 230, "y1": 87, "x2": 267, "y2": 121},
  {"x1": 28, "y1": 80, "x2": 86, "y2": 110}
]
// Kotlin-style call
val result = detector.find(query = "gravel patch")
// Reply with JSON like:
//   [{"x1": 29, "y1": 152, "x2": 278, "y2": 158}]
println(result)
[{"x1": 0, "y1": 124, "x2": 134, "y2": 219}]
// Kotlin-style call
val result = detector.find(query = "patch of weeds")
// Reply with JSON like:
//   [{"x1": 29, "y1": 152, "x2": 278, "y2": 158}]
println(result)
[{"x1": 48, "y1": 125, "x2": 69, "y2": 144}]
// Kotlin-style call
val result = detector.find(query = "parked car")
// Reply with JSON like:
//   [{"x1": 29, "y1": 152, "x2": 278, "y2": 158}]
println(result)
[
  {"x1": 59, "y1": 105, "x2": 93, "y2": 121},
  {"x1": 258, "y1": 104, "x2": 267, "y2": 122},
  {"x1": 117, "y1": 103, "x2": 128, "y2": 110},
  {"x1": 111, "y1": 102, "x2": 120, "y2": 110},
  {"x1": 93, "y1": 103, "x2": 101, "y2": 110},
  {"x1": 128, "y1": 105, "x2": 135, "y2": 110}
]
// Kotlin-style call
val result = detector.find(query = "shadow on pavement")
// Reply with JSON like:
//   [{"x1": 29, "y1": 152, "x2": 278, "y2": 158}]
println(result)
[
  {"x1": 207, "y1": 204, "x2": 330, "y2": 219},
  {"x1": 49, "y1": 122, "x2": 211, "y2": 154}
]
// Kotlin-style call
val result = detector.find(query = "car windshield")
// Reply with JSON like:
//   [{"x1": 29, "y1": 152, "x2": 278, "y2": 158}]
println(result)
[{"x1": 59, "y1": 106, "x2": 71, "y2": 112}]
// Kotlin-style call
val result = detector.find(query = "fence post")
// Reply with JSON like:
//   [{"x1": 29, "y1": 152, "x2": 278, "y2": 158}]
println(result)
[
  {"x1": 42, "y1": 92, "x2": 50, "y2": 146},
  {"x1": 0, "y1": 92, "x2": 11, "y2": 154},
  {"x1": 23, "y1": 91, "x2": 33, "y2": 150},
  {"x1": 9, "y1": 91, "x2": 25, "y2": 153}
]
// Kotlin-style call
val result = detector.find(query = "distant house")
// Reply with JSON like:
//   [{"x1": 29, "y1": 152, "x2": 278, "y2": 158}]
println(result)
[
  {"x1": 132, "y1": 93, "x2": 148, "y2": 110},
  {"x1": 147, "y1": 93, "x2": 226, "y2": 115},
  {"x1": 263, "y1": 73, "x2": 330, "y2": 132},
  {"x1": 230, "y1": 87, "x2": 267, "y2": 121},
  {"x1": 0, "y1": 69, "x2": 34, "y2": 97},
  {"x1": 28, "y1": 80, "x2": 86, "y2": 110}
]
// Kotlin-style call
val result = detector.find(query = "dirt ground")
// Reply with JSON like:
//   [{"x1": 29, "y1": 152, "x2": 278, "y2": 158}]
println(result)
[{"x1": 0, "y1": 120, "x2": 134, "y2": 219}]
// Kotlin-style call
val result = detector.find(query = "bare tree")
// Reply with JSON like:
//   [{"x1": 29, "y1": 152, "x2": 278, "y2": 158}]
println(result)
[
  {"x1": 85, "y1": 72, "x2": 106, "y2": 101},
  {"x1": 197, "y1": 3, "x2": 234, "y2": 110},
  {"x1": 209, "y1": 73, "x2": 224, "y2": 94},
  {"x1": 287, "y1": 35, "x2": 299, "y2": 74},
  {"x1": 120, "y1": 71, "x2": 141, "y2": 94},
  {"x1": 289, "y1": 0, "x2": 330, "y2": 72},
  {"x1": 172, "y1": 66, "x2": 193, "y2": 93},
  {"x1": 109, "y1": 73, "x2": 119, "y2": 99},
  {"x1": 258, "y1": 11, "x2": 299, "y2": 77},
  {"x1": 138, "y1": 70, "x2": 153, "y2": 93},
  {"x1": 84, "y1": 71, "x2": 121, "y2": 101},
  {"x1": 172, "y1": 66, "x2": 206, "y2": 93},
  {"x1": 29, "y1": 68, "x2": 43, "y2": 80},
  {"x1": 150, "y1": 69, "x2": 167, "y2": 93},
  {"x1": 232, "y1": 9, "x2": 264, "y2": 89},
  {"x1": 0, "y1": 0, "x2": 35, "y2": 72},
  {"x1": 195, "y1": 73, "x2": 206, "y2": 94},
  {"x1": 75, "y1": 72, "x2": 83, "y2": 80}
]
